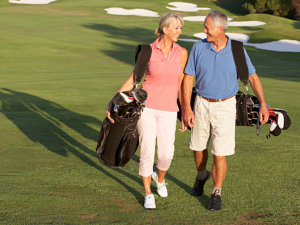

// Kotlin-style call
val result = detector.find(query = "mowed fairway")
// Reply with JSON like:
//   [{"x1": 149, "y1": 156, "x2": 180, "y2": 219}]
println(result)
[{"x1": 0, "y1": 0, "x2": 299, "y2": 224}]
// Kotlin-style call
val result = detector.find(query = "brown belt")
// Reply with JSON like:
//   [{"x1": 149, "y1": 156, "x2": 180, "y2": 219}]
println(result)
[{"x1": 202, "y1": 95, "x2": 235, "y2": 102}]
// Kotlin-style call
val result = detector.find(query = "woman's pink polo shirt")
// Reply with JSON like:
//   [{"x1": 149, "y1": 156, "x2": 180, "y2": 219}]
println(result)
[{"x1": 141, "y1": 38, "x2": 182, "y2": 112}]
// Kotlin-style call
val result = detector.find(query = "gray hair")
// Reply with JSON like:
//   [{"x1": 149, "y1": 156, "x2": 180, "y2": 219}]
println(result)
[
  {"x1": 207, "y1": 10, "x2": 228, "y2": 33},
  {"x1": 155, "y1": 12, "x2": 184, "y2": 36}
]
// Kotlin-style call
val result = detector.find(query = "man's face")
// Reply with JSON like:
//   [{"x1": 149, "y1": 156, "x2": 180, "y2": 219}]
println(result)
[{"x1": 203, "y1": 16, "x2": 221, "y2": 42}]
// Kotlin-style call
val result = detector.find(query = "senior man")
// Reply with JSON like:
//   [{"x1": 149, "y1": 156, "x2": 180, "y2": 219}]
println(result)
[{"x1": 181, "y1": 10, "x2": 269, "y2": 210}]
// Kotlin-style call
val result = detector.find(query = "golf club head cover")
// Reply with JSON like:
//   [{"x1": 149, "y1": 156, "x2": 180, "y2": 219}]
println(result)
[
  {"x1": 269, "y1": 118, "x2": 281, "y2": 136},
  {"x1": 132, "y1": 89, "x2": 148, "y2": 103},
  {"x1": 113, "y1": 91, "x2": 134, "y2": 106},
  {"x1": 113, "y1": 89, "x2": 148, "y2": 107},
  {"x1": 267, "y1": 108, "x2": 291, "y2": 130}
]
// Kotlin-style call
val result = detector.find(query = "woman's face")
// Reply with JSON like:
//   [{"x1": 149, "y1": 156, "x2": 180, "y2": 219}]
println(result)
[{"x1": 164, "y1": 19, "x2": 182, "y2": 42}]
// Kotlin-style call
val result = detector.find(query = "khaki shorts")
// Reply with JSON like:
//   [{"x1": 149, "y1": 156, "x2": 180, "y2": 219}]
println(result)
[{"x1": 190, "y1": 94, "x2": 236, "y2": 156}]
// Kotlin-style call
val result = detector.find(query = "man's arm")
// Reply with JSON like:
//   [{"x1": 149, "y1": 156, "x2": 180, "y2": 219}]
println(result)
[
  {"x1": 181, "y1": 74, "x2": 195, "y2": 131},
  {"x1": 249, "y1": 73, "x2": 269, "y2": 125}
]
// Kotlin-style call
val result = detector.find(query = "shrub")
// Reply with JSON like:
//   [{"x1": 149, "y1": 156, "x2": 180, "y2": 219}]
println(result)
[{"x1": 243, "y1": 0, "x2": 292, "y2": 17}]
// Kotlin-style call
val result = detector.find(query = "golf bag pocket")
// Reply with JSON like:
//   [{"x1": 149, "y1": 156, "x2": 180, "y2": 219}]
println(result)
[
  {"x1": 96, "y1": 117, "x2": 111, "y2": 155},
  {"x1": 235, "y1": 91, "x2": 260, "y2": 127},
  {"x1": 116, "y1": 129, "x2": 139, "y2": 167},
  {"x1": 96, "y1": 112, "x2": 139, "y2": 168}
]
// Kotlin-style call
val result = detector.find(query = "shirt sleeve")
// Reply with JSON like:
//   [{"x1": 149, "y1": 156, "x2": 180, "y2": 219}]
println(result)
[
  {"x1": 244, "y1": 48, "x2": 256, "y2": 76},
  {"x1": 184, "y1": 43, "x2": 197, "y2": 76}
]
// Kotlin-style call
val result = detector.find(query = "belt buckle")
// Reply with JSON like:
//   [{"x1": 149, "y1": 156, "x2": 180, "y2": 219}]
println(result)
[{"x1": 217, "y1": 99, "x2": 222, "y2": 102}]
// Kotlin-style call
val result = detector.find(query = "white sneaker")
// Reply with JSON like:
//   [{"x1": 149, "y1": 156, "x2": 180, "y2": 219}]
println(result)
[
  {"x1": 144, "y1": 194, "x2": 156, "y2": 210},
  {"x1": 152, "y1": 171, "x2": 168, "y2": 197}
]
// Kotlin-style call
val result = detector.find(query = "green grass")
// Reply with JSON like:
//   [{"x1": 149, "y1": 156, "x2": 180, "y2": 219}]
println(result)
[{"x1": 0, "y1": 0, "x2": 300, "y2": 224}]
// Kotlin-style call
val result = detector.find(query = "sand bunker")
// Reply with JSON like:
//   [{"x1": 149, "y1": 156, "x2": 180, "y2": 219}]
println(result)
[
  {"x1": 228, "y1": 21, "x2": 266, "y2": 26},
  {"x1": 105, "y1": 7, "x2": 159, "y2": 17},
  {"x1": 183, "y1": 17, "x2": 265, "y2": 27},
  {"x1": 183, "y1": 16, "x2": 233, "y2": 22},
  {"x1": 180, "y1": 33, "x2": 300, "y2": 52},
  {"x1": 246, "y1": 39, "x2": 300, "y2": 52},
  {"x1": 166, "y1": 2, "x2": 210, "y2": 12},
  {"x1": 9, "y1": 0, "x2": 56, "y2": 4},
  {"x1": 193, "y1": 33, "x2": 250, "y2": 43}
]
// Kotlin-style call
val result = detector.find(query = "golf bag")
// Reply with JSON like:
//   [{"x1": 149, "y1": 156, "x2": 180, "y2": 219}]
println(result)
[
  {"x1": 235, "y1": 91, "x2": 291, "y2": 138},
  {"x1": 96, "y1": 44, "x2": 152, "y2": 168},
  {"x1": 177, "y1": 40, "x2": 291, "y2": 138},
  {"x1": 96, "y1": 102, "x2": 141, "y2": 168}
]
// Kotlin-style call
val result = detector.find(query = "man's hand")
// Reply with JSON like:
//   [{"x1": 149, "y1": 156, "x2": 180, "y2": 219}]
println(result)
[
  {"x1": 183, "y1": 109, "x2": 195, "y2": 130},
  {"x1": 249, "y1": 73, "x2": 269, "y2": 125},
  {"x1": 259, "y1": 104, "x2": 269, "y2": 125}
]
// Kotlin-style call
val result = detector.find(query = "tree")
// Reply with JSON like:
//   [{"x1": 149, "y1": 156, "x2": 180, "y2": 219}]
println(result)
[
  {"x1": 243, "y1": 0, "x2": 292, "y2": 17},
  {"x1": 291, "y1": 0, "x2": 300, "y2": 20}
]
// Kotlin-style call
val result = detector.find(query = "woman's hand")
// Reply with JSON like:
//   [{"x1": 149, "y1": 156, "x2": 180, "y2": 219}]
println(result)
[
  {"x1": 105, "y1": 99, "x2": 115, "y2": 123},
  {"x1": 179, "y1": 117, "x2": 187, "y2": 132}
]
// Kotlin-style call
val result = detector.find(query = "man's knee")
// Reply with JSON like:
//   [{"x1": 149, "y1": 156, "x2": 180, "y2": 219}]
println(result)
[
  {"x1": 213, "y1": 155, "x2": 227, "y2": 165},
  {"x1": 194, "y1": 149, "x2": 208, "y2": 161}
]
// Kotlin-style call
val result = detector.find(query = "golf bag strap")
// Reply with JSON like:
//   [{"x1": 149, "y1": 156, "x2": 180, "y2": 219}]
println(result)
[
  {"x1": 133, "y1": 44, "x2": 152, "y2": 85},
  {"x1": 231, "y1": 40, "x2": 249, "y2": 92}
]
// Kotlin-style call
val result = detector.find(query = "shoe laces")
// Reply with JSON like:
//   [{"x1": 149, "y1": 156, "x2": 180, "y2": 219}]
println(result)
[
  {"x1": 157, "y1": 181, "x2": 168, "y2": 190},
  {"x1": 145, "y1": 194, "x2": 158, "y2": 199},
  {"x1": 210, "y1": 190, "x2": 220, "y2": 203}
]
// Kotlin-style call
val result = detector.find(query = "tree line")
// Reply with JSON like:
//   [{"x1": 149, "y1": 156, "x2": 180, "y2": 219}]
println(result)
[{"x1": 243, "y1": 0, "x2": 300, "y2": 20}]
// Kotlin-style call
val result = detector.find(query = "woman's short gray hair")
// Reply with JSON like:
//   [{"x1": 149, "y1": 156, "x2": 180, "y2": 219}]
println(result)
[
  {"x1": 155, "y1": 12, "x2": 184, "y2": 36},
  {"x1": 207, "y1": 10, "x2": 228, "y2": 32}
]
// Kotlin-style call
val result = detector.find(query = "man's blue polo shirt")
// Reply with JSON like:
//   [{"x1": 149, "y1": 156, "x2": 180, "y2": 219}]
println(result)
[{"x1": 184, "y1": 37, "x2": 256, "y2": 99}]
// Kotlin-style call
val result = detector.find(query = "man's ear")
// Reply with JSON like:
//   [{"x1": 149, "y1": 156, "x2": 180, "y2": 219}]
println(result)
[{"x1": 218, "y1": 26, "x2": 224, "y2": 34}]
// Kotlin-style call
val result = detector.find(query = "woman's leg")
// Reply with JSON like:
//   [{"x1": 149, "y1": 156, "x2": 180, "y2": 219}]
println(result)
[
  {"x1": 137, "y1": 108, "x2": 157, "y2": 194},
  {"x1": 156, "y1": 110, "x2": 177, "y2": 179},
  {"x1": 142, "y1": 176, "x2": 152, "y2": 195}
]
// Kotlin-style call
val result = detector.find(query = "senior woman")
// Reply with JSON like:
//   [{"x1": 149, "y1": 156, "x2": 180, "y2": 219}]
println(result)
[{"x1": 106, "y1": 12, "x2": 188, "y2": 210}]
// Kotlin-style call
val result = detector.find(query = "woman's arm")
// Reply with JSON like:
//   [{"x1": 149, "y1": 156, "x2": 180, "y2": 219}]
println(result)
[
  {"x1": 178, "y1": 47, "x2": 188, "y2": 132},
  {"x1": 106, "y1": 71, "x2": 136, "y2": 123}
]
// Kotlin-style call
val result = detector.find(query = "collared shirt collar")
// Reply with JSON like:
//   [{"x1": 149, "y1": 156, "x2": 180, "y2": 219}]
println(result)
[
  {"x1": 154, "y1": 37, "x2": 175, "y2": 50},
  {"x1": 207, "y1": 35, "x2": 232, "y2": 53}
]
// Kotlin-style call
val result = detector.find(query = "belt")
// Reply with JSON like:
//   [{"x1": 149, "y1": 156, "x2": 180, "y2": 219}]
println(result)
[{"x1": 201, "y1": 95, "x2": 235, "y2": 102}]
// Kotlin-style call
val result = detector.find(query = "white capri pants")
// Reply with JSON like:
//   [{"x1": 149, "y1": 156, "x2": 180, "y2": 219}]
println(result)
[{"x1": 137, "y1": 107, "x2": 177, "y2": 177}]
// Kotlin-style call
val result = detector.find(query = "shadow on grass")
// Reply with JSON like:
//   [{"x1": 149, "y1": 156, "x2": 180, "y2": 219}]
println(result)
[
  {"x1": 0, "y1": 88, "x2": 146, "y2": 202},
  {"x1": 0, "y1": 88, "x2": 199, "y2": 206},
  {"x1": 83, "y1": 24, "x2": 154, "y2": 66},
  {"x1": 0, "y1": 88, "x2": 100, "y2": 157},
  {"x1": 83, "y1": 23, "x2": 194, "y2": 65},
  {"x1": 292, "y1": 20, "x2": 300, "y2": 29}
]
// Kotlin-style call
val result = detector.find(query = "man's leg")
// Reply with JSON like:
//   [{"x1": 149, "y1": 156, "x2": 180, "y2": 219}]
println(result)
[
  {"x1": 212, "y1": 155, "x2": 227, "y2": 192},
  {"x1": 194, "y1": 149, "x2": 208, "y2": 172},
  {"x1": 190, "y1": 95, "x2": 212, "y2": 196},
  {"x1": 208, "y1": 155, "x2": 227, "y2": 211},
  {"x1": 191, "y1": 149, "x2": 211, "y2": 196},
  {"x1": 208, "y1": 96, "x2": 236, "y2": 210}
]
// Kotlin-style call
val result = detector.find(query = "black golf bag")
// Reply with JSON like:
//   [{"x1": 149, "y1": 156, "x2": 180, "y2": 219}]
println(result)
[
  {"x1": 235, "y1": 91, "x2": 291, "y2": 138},
  {"x1": 96, "y1": 44, "x2": 152, "y2": 168},
  {"x1": 96, "y1": 102, "x2": 141, "y2": 168}
]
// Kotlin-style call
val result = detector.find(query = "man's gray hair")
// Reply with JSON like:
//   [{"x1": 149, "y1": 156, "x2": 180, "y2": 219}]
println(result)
[{"x1": 207, "y1": 10, "x2": 228, "y2": 33}]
